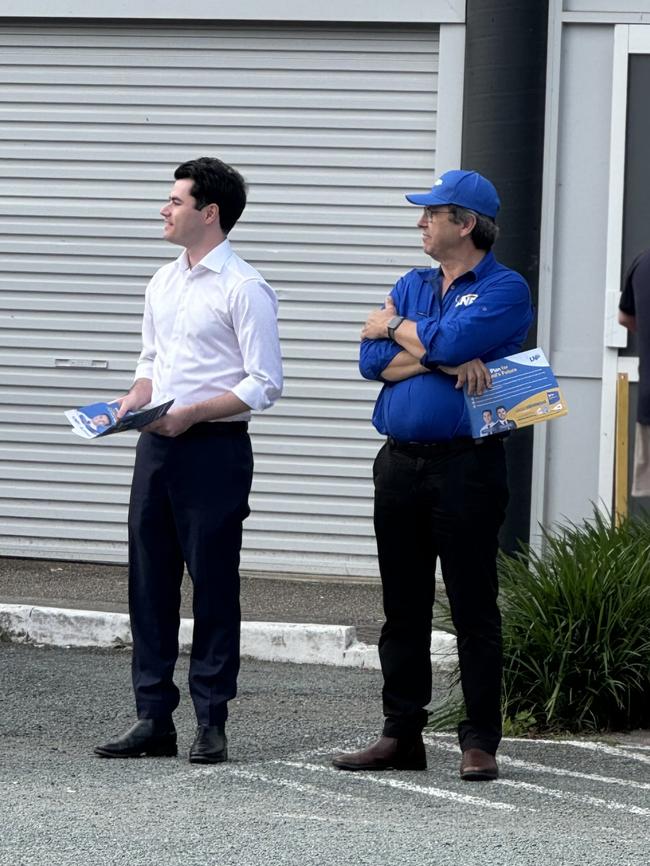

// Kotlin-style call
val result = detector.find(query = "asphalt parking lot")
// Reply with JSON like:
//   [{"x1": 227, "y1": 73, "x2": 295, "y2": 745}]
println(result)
[{"x1": 1, "y1": 644, "x2": 648, "y2": 866}]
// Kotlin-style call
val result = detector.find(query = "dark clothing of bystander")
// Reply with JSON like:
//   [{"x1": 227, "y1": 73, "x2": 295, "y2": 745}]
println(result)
[{"x1": 620, "y1": 248, "x2": 650, "y2": 423}]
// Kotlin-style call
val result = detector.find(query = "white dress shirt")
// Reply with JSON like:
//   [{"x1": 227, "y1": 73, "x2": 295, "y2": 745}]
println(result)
[{"x1": 135, "y1": 239, "x2": 283, "y2": 421}]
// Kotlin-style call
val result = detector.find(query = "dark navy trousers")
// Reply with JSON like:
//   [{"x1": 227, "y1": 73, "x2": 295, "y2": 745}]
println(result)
[
  {"x1": 374, "y1": 436, "x2": 508, "y2": 755},
  {"x1": 128, "y1": 422, "x2": 253, "y2": 726}
]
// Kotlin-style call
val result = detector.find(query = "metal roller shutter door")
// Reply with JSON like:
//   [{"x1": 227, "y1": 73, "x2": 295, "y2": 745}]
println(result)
[{"x1": 0, "y1": 21, "x2": 439, "y2": 577}]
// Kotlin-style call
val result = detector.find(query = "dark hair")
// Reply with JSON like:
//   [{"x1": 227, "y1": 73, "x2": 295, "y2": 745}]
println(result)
[
  {"x1": 496, "y1": 405, "x2": 507, "y2": 413},
  {"x1": 174, "y1": 157, "x2": 247, "y2": 234},
  {"x1": 448, "y1": 205, "x2": 499, "y2": 251}
]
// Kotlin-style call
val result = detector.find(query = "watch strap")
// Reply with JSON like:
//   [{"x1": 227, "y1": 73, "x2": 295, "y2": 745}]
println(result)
[{"x1": 387, "y1": 315, "x2": 405, "y2": 341}]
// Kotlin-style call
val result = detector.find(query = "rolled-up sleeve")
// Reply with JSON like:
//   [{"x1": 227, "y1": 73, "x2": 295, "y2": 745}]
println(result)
[
  {"x1": 229, "y1": 279, "x2": 283, "y2": 410},
  {"x1": 359, "y1": 286, "x2": 404, "y2": 380},
  {"x1": 359, "y1": 337, "x2": 402, "y2": 380}
]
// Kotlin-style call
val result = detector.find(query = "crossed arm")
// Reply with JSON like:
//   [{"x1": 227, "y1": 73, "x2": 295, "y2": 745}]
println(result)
[{"x1": 361, "y1": 296, "x2": 492, "y2": 395}]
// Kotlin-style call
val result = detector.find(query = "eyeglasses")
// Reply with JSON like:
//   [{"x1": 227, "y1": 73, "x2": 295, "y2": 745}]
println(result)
[{"x1": 423, "y1": 207, "x2": 454, "y2": 219}]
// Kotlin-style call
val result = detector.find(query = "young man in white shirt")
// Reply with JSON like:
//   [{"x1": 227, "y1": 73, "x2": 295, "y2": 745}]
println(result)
[{"x1": 95, "y1": 157, "x2": 283, "y2": 763}]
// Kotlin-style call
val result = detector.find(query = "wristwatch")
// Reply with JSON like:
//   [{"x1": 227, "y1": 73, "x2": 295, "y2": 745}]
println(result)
[{"x1": 387, "y1": 315, "x2": 405, "y2": 341}]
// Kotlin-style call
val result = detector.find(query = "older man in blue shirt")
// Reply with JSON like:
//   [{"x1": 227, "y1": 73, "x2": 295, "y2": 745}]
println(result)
[{"x1": 333, "y1": 170, "x2": 533, "y2": 781}]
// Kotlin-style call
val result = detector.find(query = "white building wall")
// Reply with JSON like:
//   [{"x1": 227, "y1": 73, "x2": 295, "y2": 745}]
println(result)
[
  {"x1": 539, "y1": 8, "x2": 642, "y2": 535},
  {"x1": 542, "y1": 23, "x2": 614, "y2": 532},
  {"x1": 565, "y1": 1, "x2": 650, "y2": 19},
  {"x1": 0, "y1": 0, "x2": 465, "y2": 23}
]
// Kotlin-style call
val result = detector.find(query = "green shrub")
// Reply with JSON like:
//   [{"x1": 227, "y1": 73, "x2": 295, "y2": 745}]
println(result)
[{"x1": 429, "y1": 509, "x2": 650, "y2": 734}]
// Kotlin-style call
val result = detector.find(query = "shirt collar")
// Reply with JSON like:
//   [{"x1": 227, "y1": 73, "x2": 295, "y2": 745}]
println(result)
[
  {"x1": 174, "y1": 238, "x2": 233, "y2": 274},
  {"x1": 436, "y1": 250, "x2": 497, "y2": 289},
  {"x1": 469, "y1": 249, "x2": 496, "y2": 280}
]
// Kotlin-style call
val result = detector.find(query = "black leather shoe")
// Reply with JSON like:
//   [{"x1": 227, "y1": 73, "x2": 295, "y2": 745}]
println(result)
[
  {"x1": 460, "y1": 747, "x2": 498, "y2": 781},
  {"x1": 189, "y1": 724, "x2": 228, "y2": 764},
  {"x1": 94, "y1": 719, "x2": 177, "y2": 759},
  {"x1": 332, "y1": 735, "x2": 426, "y2": 771}
]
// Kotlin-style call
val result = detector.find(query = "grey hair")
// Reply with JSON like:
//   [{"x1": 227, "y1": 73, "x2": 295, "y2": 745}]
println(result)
[{"x1": 448, "y1": 205, "x2": 499, "y2": 251}]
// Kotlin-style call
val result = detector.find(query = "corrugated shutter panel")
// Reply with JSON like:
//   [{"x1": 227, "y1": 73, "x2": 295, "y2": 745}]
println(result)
[{"x1": 0, "y1": 21, "x2": 438, "y2": 578}]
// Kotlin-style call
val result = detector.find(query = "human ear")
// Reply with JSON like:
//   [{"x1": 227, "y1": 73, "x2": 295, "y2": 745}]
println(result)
[
  {"x1": 204, "y1": 203, "x2": 219, "y2": 225},
  {"x1": 460, "y1": 213, "x2": 477, "y2": 237}
]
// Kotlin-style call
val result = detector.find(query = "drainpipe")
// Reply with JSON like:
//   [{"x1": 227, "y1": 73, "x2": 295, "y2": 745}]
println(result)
[{"x1": 462, "y1": 0, "x2": 549, "y2": 551}]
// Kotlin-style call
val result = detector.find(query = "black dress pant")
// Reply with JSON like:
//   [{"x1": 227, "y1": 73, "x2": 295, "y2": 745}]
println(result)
[
  {"x1": 374, "y1": 437, "x2": 508, "y2": 755},
  {"x1": 128, "y1": 422, "x2": 253, "y2": 726}
]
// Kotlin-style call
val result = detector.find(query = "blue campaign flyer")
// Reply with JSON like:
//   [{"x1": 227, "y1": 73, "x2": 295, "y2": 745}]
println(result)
[
  {"x1": 64, "y1": 397, "x2": 174, "y2": 440},
  {"x1": 464, "y1": 348, "x2": 568, "y2": 439}
]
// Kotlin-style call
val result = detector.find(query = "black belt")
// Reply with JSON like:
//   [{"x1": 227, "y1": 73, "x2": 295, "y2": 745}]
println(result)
[
  {"x1": 187, "y1": 421, "x2": 248, "y2": 436},
  {"x1": 387, "y1": 435, "x2": 497, "y2": 457}
]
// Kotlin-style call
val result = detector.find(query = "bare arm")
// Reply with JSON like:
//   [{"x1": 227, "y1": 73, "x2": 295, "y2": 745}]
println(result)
[
  {"x1": 618, "y1": 309, "x2": 637, "y2": 333},
  {"x1": 381, "y1": 351, "x2": 430, "y2": 382},
  {"x1": 145, "y1": 392, "x2": 251, "y2": 438}
]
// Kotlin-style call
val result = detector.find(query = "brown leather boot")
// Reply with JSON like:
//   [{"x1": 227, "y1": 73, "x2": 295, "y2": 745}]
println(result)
[
  {"x1": 332, "y1": 735, "x2": 426, "y2": 771},
  {"x1": 459, "y1": 748, "x2": 498, "y2": 781}
]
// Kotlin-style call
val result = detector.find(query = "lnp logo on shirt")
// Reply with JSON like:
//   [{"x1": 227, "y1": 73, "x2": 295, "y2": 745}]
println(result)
[{"x1": 455, "y1": 293, "x2": 478, "y2": 308}]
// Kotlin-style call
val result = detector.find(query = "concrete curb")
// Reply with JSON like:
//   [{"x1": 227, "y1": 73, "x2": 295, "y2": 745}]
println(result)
[{"x1": 0, "y1": 603, "x2": 457, "y2": 671}]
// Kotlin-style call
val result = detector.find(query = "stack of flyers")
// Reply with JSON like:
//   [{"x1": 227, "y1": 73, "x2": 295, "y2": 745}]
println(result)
[
  {"x1": 464, "y1": 348, "x2": 567, "y2": 439},
  {"x1": 64, "y1": 397, "x2": 174, "y2": 440}
]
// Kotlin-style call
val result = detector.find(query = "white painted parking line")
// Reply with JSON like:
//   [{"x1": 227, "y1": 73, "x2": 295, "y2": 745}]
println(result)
[
  {"x1": 497, "y1": 778, "x2": 650, "y2": 818},
  {"x1": 557, "y1": 740, "x2": 650, "y2": 765},
  {"x1": 271, "y1": 812, "x2": 379, "y2": 825},
  {"x1": 224, "y1": 767, "x2": 360, "y2": 803},
  {"x1": 498, "y1": 754, "x2": 650, "y2": 791},
  {"x1": 423, "y1": 736, "x2": 650, "y2": 791},
  {"x1": 278, "y1": 760, "x2": 520, "y2": 812},
  {"x1": 428, "y1": 730, "x2": 650, "y2": 755}
]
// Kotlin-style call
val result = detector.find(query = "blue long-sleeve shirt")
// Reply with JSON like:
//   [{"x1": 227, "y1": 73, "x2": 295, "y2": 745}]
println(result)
[{"x1": 360, "y1": 251, "x2": 533, "y2": 441}]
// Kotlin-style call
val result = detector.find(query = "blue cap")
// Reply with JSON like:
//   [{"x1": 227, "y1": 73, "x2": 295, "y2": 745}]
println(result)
[{"x1": 405, "y1": 169, "x2": 500, "y2": 218}]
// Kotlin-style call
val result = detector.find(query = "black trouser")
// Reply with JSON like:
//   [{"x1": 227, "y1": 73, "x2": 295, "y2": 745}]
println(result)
[
  {"x1": 128, "y1": 422, "x2": 253, "y2": 726},
  {"x1": 374, "y1": 437, "x2": 508, "y2": 755}
]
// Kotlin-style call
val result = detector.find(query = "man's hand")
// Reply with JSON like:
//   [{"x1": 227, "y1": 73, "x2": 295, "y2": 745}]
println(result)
[
  {"x1": 115, "y1": 378, "x2": 153, "y2": 419},
  {"x1": 438, "y1": 358, "x2": 492, "y2": 395},
  {"x1": 114, "y1": 392, "x2": 141, "y2": 420},
  {"x1": 144, "y1": 407, "x2": 195, "y2": 438},
  {"x1": 361, "y1": 296, "x2": 397, "y2": 341},
  {"x1": 143, "y1": 392, "x2": 250, "y2": 437}
]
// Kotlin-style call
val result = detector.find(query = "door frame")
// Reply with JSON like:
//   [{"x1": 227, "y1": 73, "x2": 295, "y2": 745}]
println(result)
[{"x1": 598, "y1": 24, "x2": 650, "y2": 508}]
